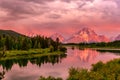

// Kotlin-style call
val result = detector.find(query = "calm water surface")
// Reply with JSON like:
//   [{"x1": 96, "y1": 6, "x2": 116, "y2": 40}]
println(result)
[{"x1": 1, "y1": 47, "x2": 120, "y2": 80}]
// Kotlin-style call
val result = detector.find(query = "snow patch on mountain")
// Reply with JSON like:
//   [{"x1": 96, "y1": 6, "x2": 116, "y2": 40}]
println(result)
[{"x1": 65, "y1": 27, "x2": 110, "y2": 43}]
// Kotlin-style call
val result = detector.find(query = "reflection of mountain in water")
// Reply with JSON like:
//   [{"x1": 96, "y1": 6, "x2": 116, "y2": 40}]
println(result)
[
  {"x1": 0, "y1": 54, "x2": 67, "y2": 71},
  {"x1": 70, "y1": 48, "x2": 99, "y2": 62}
]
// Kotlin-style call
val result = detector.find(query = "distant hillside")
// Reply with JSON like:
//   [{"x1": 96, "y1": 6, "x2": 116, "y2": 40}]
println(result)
[{"x1": 0, "y1": 29, "x2": 26, "y2": 37}]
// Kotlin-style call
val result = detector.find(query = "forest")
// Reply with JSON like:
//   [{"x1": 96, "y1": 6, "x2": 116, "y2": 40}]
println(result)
[
  {"x1": 64, "y1": 40, "x2": 120, "y2": 48},
  {"x1": 0, "y1": 32, "x2": 67, "y2": 51},
  {"x1": 0, "y1": 32, "x2": 67, "y2": 59},
  {"x1": 79, "y1": 40, "x2": 120, "y2": 48},
  {"x1": 0, "y1": 34, "x2": 59, "y2": 50}
]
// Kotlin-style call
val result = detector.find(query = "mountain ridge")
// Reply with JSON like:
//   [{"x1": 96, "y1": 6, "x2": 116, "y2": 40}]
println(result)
[
  {"x1": 66, "y1": 28, "x2": 110, "y2": 43},
  {"x1": 51, "y1": 28, "x2": 110, "y2": 43},
  {"x1": 0, "y1": 28, "x2": 119, "y2": 43},
  {"x1": 0, "y1": 29, "x2": 26, "y2": 37}
]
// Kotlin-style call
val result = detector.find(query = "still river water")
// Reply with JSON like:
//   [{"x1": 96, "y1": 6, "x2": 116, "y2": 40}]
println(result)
[{"x1": 0, "y1": 47, "x2": 120, "y2": 80}]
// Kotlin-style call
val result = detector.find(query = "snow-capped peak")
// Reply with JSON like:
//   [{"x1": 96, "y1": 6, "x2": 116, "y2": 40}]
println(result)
[{"x1": 66, "y1": 27, "x2": 110, "y2": 43}]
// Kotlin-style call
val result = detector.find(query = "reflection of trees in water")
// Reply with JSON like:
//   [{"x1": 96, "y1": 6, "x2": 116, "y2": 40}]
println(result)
[
  {"x1": 97, "y1": 50, "x2": 120, "y2": 55},
  {"x1": 0, "y1": 51, "x2": 6, "y2": 80},
  {"x1": 0, "y1": 70, "x2": 5, "y2": 80},
  {"x1": 0, "y1": 54, "x2": 67, "y2": 71}
]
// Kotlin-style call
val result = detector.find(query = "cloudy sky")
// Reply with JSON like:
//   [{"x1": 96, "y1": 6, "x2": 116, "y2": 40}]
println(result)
[{"x1": 0, "y1": 0, "x2": 120, "y2": 37}]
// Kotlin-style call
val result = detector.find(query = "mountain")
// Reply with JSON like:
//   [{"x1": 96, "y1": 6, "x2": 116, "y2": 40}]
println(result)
[
  {"x1": 115, "y1": 34, "x2": 120, "y2": 41},
  {"x1": 51, "y1": 33, "x2": 65, "y2": 42},
  {"x1": 0, "y1": 29, "x2": 26, "y2": 37},
  {"x1": 65, "y1": 28, "x2": 110, "y2": 43}
]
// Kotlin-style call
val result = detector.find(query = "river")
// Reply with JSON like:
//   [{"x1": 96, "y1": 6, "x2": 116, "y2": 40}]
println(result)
[{"x1": 0, "y1": 46, "x2": 120, "y2": 80}]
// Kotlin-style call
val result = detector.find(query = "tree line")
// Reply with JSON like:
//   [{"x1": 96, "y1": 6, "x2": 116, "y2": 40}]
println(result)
[
  {"x1": 79, "y1": 40, "x2": 120, "y2": 48},
  {"x1": 0, "y1": 34, "x2": 62, "y2": 51}
]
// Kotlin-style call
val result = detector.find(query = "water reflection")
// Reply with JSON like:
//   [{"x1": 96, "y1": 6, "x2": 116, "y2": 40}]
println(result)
[
  {"x1": 67, "y1": 47, "x2": 99, "y2": 62},
  {"x1": 0, "y1": 54, "x2": 67, "y2": 71},
  {"x1": 0, "y1": 70, "x2": 5, "y2": 80},
  {"x1": 76, "y1": 49, "x2": 99, "y2": 62},
  {"x1": 1, "y1": 47, "x2": 120, "y2": 80},
  {"x1": 65, "y1": 47, "x2": 120, "y2": 70}
]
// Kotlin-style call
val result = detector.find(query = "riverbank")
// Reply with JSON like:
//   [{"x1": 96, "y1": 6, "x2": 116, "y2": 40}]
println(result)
[
  {"x1": 89, "y1": 48, "x2": 120, "y2": 54},
  {"x1": 90, "y1": 48, "x2": 120, "y2": 50},
  {"x1": 64, "y1": 44, "x2": 120, "y2": 50},
  {"x1": 39, "y1": 58, "x2": 120, "y2": 80},
  {"x1": 0, "y1": 48, "x2": 66, "y2": 60}
]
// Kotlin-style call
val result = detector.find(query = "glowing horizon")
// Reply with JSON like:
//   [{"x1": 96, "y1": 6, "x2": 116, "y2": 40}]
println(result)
[{"x1": 0, "y1": 0, "x2": 120, "y2": 38}]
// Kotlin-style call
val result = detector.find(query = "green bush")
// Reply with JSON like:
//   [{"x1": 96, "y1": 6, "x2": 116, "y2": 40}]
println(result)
[
  {"x1": 67, "y1": 59, "x2": 120, "y2": 80},
  {"x1": 49, "y1": 45, "x2": 54, "y2": 52}
]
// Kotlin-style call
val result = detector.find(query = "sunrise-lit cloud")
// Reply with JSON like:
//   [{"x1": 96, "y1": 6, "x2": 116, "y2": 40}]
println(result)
[{"x1": 0, "y1": 0, "x2": 120, "y2": 37}]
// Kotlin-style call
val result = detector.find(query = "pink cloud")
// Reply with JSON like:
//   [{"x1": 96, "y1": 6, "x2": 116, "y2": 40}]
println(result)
[{"x1": 0, "y1": 0, "x2": 120, "y2": 38}]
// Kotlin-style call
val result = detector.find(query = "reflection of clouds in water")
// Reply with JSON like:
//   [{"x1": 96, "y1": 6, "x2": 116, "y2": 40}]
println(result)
[
  {"x1": 0, "y1": 66, "x2": 3, "y2": 71},
  {"x1": 2, "y1": 47, "x2": 120, "y2": 80},
  {"x1": 3, "y1": 63, "x2": 40, "y2": 80}
]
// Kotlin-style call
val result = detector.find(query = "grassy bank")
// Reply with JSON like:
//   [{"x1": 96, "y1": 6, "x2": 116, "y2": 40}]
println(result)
[
  {"x1": 0, "y1": 49, "x2": 67, "y2": 71},
  {"x1": 0, "y1": 48, "x2": 66, "y2": 60}
]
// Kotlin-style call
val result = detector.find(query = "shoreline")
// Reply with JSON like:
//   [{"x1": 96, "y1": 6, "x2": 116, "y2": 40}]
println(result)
[
  {"x1": 0, "y1": 48, "x2": 66, "y2": 61},
  {"x1": 89, "y1": 48, "x2": 120, "y2": 51}
]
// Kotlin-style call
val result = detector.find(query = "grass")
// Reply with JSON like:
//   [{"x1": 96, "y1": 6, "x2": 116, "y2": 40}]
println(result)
[{"x1": 0, "y1": 48, "x2": 65, "y2": 60}]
